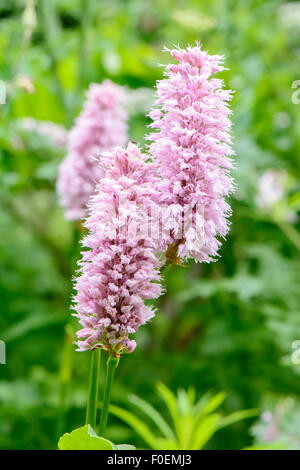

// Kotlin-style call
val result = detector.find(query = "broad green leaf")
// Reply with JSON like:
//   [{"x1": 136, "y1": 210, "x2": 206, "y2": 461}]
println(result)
[
  {"x1": 58, "y1": 425, "x2": 115, "y2": 450},
  {"x1": 58, "y1": 425, "x2": 135, "y2": 450}
]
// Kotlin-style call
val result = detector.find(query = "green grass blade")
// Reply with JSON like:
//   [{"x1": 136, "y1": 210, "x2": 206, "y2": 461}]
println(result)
[
  {"x1": 156, "y1": 382, "x2": 180, "y2": 441},
  {"x1": 190, "y1": 414, "x2": 221, "y2": 450},
  {"x1": 177, "y1": 388, "x2": 192, "y2": 416},
  {"x1": 194, "y1": 391, "x2": 226, "y2": 417},
  {"x1": 217, "y1": 408, "x2": 259, "y2": 430},
  {"x1": 129, "y1": 394, "x2": 176, "y2": 441},
  {"x1": 109, "y1": 404, "x2": 158, "y2": 449}
]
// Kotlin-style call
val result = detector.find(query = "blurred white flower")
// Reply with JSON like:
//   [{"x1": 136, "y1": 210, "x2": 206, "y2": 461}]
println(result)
[
  {"x1": 261, "y1": 410, "x2": 273, "y2": 423},
  {"x1": 274, "y1": 111, "x2": 291, "y2": 129},
  {"x1": 256, "y1": 169, "x2": 297, "y2": 222},
  {"x1": 278, "y1": 2, "x2": 300, "y2": 29},
  {"x1": 18, "y1": 118, "x2": 68, "y2": 148},
  {"x1": 124, "y1": 87, "x2": 154, "y2": 115},
  {"x1": 256, "y1": 169, "x2": 286, "y2": 210}
]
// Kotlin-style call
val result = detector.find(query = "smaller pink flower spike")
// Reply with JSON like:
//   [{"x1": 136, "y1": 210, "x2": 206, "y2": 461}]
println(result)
[
  {"x1": 57, "y1": 80, "x2": 128, "y2": 221},
  {"x1": 73, "y1": 143, "x2": 162, "y2": 356}
]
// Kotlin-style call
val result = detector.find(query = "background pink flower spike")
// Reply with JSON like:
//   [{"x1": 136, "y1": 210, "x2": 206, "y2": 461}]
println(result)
[{"x1": 57, "y1": 80, "x2": 128, "y2": 221}]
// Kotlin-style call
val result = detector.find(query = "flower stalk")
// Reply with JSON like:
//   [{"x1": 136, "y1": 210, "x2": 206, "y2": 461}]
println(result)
[
  {"x1": 99, "y1": 355, "x2": 119, "y2": 436},
  {"x1": 85, "y1": 348, "x2": 101, "y2": 429},
  {"x1": 57, "y1": 324, "x2": 74, "y2": 438}
]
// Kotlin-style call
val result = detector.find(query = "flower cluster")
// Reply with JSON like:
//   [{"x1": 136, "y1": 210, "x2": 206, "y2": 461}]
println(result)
[
  {"x1": 73, "y1": 143, "x2": 162, "y2": 355},
  {"x1": 148, "y1": 45, "x2": 234, "y2": 262},
  {"x1": 57, "y1": 80, "x2": 128, "y2": 220},
  {"x1": 72, "y1": 45, "x2": 234, "y2": 355}
]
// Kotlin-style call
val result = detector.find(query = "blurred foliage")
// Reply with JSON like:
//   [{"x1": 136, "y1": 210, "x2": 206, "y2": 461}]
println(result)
[
  {"x1": 110, "y1": 384, "x2": 258, "y2": 450},
  {"x1": 1, "y1": 0, "x2": 300, "y2": 450},
  {"x1": 250, "y1": 395, "x2": 300, "y2": 449}
]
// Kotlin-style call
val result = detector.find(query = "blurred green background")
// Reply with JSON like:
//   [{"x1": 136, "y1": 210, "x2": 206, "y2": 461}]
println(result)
[{"x1": 1, "y1": 0, "x2": 300, "y2": 450}]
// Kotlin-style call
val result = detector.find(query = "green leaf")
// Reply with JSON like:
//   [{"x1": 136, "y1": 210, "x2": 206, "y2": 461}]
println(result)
[
  {"x1": 177, "y1": 388, "x2": 192, "y2": 415},
  {"x1": 129, "y1": 394, "x2": 176, "y2": 441},
  {"x1": 58, "y1": 425, "x2": 135, "y2": 450},
  {"x1": 244, "y1": 442, "x2": 287, "y2": 450},
  {"x1": 109, "y1": 405, "x2": 158, "y2": 449},
  {"x1": 115, "y1": 444, "x2": 136, "y2": 450},
  {"x1": 58, "y1": 425, "x2": 114, "y2": 450},
  {"x1": 217, "y1": 408, "x2": 259, "y2": 430},
  {"x1": 156, "y1": 382, "x2": 180, "y2": 436},
  {"x1": 155, "y1": 438, "x2": 178, "y2": 450},
  {"x1": 190, "y1": 414, "x2": 221, "y2": 450},
  {"x1": 194, "y1": 391, "x2": 226, "y2": 417},
  {"x1": 2, "y1": 313, "x2": 63, "y2": 342},
  {"x1": 288, "y1": 192, "x2": 300, "y2": 209}
]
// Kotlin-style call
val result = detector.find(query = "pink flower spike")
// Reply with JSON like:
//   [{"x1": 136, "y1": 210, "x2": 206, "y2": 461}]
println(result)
[
  {"x1": 57, "y1": 80, "x2": 128, "y2": 221},
  {"x1": 148, "y1": 44, "x2": 235, "y2": 263},
  {"x1": 73, "y1": 143, "x2": 162, "y2": 356}
]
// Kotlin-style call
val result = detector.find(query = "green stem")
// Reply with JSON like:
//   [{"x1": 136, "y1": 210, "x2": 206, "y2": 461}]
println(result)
[
  {"x1": 277, "y1": 221, "x2": 300, "y2": 252},
  {"x1": 57, "y1": 323, "x2": 74, "y2": 438},
  {"x1": 160, "y1": 260, "x2": 172, "y2": 276},
  {"x1": 77, "y1": 0, "x2": 90, "y2": 93},
  {"x1": 39, "y1": 0, "x2": 72, "y2": 126},
  {"x1": 85, "y1": 348, "x2": 101, "y2": 429},
  {"x1": 238, "y1": 208, "x2": 300, "y2": 253},
  {"x1": 99, "y1": 355, "x2": 119, "y2": 436}
]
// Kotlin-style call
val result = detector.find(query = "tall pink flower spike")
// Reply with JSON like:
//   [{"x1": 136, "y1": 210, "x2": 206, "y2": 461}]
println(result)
[
  {"x1": 73, "y1": 143, "x2": 162, "y2": 356},
  {"x1": 148, "y1": 45, "x2": 234, "y2": 263},
  {"x1": 57, "y1": 80, "x2": 128, "y2": 221}
]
